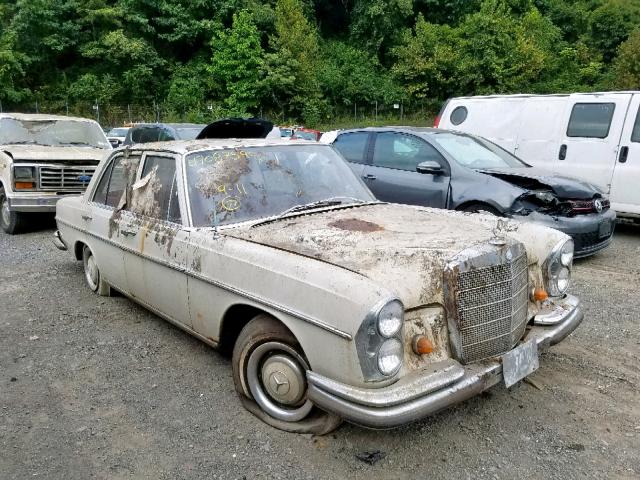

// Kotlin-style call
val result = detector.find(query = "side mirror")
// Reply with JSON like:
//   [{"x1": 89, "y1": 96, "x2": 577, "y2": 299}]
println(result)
[{"x1": 416, "y1": 160, "x2": 444, "y2": 175}]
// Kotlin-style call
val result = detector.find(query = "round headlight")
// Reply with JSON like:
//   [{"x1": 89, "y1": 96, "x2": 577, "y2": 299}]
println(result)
[
  {"x1": 560, "y1": 239, "x2": 574, "y2": 267},
  {"x1": 377, "y1": 338, "x2": 403, "y2": 376},
  {"x1": 545, "y1": 239, "x2": 573, "y2": 297},
  {"x1": 377, "y1": 300, "x2": 403, "y2": 338}
]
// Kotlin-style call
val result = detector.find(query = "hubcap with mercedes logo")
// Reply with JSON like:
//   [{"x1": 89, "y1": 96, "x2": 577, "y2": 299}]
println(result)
[{"x1": 261, "y1": 354, "x2": 306, "y2": 406}]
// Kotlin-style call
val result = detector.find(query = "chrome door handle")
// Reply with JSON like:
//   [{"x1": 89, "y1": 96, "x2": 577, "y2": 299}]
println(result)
[
  {"x1": 363, "y1": 174, "x2": 377, "y2": 180},
  {"x1": 120, "y1": 229, "x2": 136, "y2": 237},
  {"x1": 81, "y1": 215, "x2": 92, "y2": 221}
]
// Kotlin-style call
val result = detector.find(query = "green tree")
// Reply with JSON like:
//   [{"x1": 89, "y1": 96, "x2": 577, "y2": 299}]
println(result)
[
  {"x1": 209, "y1": 10, "x2": 263, "y2": 115},
  {"x1": 263, "y1": 0, "x2": 324, "y2": 124},
  {"x1": 608, "y1": 29, "x2": 640, "y2": 89}
]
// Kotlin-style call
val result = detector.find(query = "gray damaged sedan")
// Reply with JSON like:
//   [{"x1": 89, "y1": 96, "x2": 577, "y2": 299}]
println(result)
[
  {"x1": 326, "y1": 127, "x2": 616, "y2": 257},
  {"x1": 55, "y1": 139, "x2": 583, "y2": 433}
]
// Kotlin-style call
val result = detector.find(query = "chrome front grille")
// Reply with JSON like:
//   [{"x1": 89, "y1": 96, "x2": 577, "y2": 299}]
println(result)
[
  {"x1": 444, "y1": 243, "x2": 529, "y2": 364},
  {"x1": 38, "y1": 166, "x2": 95, "y2": 191}
]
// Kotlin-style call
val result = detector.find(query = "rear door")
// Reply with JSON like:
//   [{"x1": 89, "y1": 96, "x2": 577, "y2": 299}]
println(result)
[
  {"x1": 610, "y1": 94, "x2": 640, "y2": 215},
  {"x1": 556, "y1": 94, "x2": 633, "y2": 193},
  {"x1": 86, "y1": 152, "x2": 141, "y2": 293},
  {"x1": 332, "y1": 131, "x2": 371, "y2": 178},
  {"x1": 362, "y1": 132, "x2": 450, "y2": 208}
]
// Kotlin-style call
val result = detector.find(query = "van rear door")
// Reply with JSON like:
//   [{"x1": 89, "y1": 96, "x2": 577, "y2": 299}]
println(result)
[
  {"x1": 556, "y1": 93, "x2": 633, "y2": 193},
  {"x1": 609, "y1": 94, "x2": 640, "y2": 215}
]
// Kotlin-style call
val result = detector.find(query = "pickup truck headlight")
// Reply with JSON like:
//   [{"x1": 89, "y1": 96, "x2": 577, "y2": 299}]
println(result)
[
  {"x1": 356, "y1": 299, "x2": 404, "y2": 381},
  {"x1": 14, "y1": 166, "x2": 36, "y2": 180},
  {"x1": 544, "y1": 239, "x2": 574, "y2": 297}
]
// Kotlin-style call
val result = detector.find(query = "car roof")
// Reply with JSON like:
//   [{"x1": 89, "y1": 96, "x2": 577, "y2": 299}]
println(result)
[
  {"x1": 0, "y1": 112, "x2": 99, "y2": 124},
  {"x1": 116, "y1": 138, "x2": 320, "y2": 155},
  {"x1": 336, "y1": 126, "x2": 441, "y2": 135},
  {"x1": 129, "y1": 123, "x2": 206, "y2": 129}
]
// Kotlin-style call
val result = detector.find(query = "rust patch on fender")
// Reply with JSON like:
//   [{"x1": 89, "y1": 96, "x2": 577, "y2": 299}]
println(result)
[{"x1": 328, "y1": 218, "x2": 383, "y2": 232}]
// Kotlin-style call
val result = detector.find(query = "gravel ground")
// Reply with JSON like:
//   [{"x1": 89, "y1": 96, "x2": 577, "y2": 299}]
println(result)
[{"x1": 1, "y1": 219, "x2": 639, "y2": 480}]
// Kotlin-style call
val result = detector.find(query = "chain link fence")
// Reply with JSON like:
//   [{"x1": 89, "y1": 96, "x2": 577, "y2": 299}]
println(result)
[{"x1": 0, "y1": 99, "x2": 437, "y2": 130}]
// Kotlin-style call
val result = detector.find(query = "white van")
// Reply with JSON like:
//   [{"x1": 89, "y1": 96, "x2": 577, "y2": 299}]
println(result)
[{"x1": 436, "y1": 92, "x2": 640, "y2": 219}]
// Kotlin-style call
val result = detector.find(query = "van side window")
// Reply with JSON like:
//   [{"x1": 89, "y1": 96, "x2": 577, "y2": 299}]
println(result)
[
  {"x1": 567, "y1": 103, "x2": 615, "y2": 139},
  {"x1": 333, "y1": 132, "x2": 369, "y2": 164},
  {"x1": 632, "y1": 108, "x2": 640, "y2": 143},
  {"x1": 450, "y1": 106, "x2": 468, "y2": 126}
]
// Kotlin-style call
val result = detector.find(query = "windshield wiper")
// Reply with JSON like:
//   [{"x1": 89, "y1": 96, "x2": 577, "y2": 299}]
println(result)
[
  {"x1": 59, "y1": 141, "x2": 94, "y2": 147},
  {"x1": 250, "y1": 196, "x2": 368, "y2": 228}
]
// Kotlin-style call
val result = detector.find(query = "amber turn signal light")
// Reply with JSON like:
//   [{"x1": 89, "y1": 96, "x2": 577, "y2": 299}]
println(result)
[
  {"x1": 14, "y1": 182, "x2": 35, "y2": 190},
  {"x1": 412, "y1": 335, "x2": 434, "y2": 355},
  {"x1": 533, "y1": 288, "x2": 548, "y2": 302}
]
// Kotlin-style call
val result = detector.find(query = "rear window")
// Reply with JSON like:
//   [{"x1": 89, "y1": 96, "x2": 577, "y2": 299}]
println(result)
[
  {"x1": 333, "y1": 132, "x2": 369, "y2": 164},
  {"x1": 632, "y1": 107, "x2": 640, "y2": 143},
  {"x1": 567, "y1": 103, "x2": 615, "y2": 138}
]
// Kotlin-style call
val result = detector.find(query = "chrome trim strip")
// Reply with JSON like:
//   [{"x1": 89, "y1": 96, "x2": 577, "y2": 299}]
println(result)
[{"x1": 56, "y1": 218, "x2": 353, "y2": 341}]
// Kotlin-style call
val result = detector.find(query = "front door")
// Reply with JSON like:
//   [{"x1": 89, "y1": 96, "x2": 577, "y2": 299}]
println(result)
[
  {"x1": 125, "y1": 152, "x2": 191, "y2": 327},
  {"x1": 610, "y1": 94, "x2": 640, "y2": 215},
  {"x1": 556, "y1": 93, "x2": 633, "y2": 193},
  {"x1": 363, "y1": 132, "x2": 450, "y2": 208}
]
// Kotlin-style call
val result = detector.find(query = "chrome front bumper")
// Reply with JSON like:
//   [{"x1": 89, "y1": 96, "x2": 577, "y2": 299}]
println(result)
[
  {"x1": 307, "y1": 295, "x2": 583, "y2": 429},
  {"x1": 8, "y1": 193, "x2": 81, "y2": 213},
  {"x1": 52, "y1": 230, "x2": 68, "y2": 251}
]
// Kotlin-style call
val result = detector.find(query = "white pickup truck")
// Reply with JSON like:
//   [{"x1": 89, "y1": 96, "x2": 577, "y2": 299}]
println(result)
[{"x1": 0, "y1": 113, "x2": 112, "y2": 233}]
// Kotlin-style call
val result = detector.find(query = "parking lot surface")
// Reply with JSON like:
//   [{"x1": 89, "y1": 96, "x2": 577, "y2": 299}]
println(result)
[{"x1": 1, "y1": 221, "x2": 639, "y2": 479}]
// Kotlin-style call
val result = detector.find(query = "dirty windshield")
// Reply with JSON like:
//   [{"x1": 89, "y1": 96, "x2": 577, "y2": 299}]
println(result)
[
  {"x1": 185, "y1": 145, "x2": 374, "y2": 227},
  {"x1": 0, "y1": 117, "x2": 111, "y2": 149},
  {"x1": 430, "y1": 132, "x2": 527, "y2": 169}
]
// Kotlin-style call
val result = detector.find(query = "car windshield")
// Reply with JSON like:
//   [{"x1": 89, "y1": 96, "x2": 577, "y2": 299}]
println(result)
[
  {"x1": 108, "y1": 128, "x2": 129, "y2": 137},
  {"x1": 185, "y1": 145, "x2": 374, "y2": 227},
  {"x1": 429, "y1": 132, "x2": 527, "y2": 169},
  {"x1": 0, "y1": 118, "x2": 111, "y2": 149},
  {"x1": 175, "y1": 127, "x2": 204, "y2": 140},
  {"x1": 294, "y1": 131, "x2": 317, "y2": 141}
]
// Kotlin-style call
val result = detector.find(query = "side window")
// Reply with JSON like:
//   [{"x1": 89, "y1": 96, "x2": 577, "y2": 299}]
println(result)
[
  {"x1": 567, "y1": 103, "x2": 615, "y2": 138},
  {"x1": 373, "y1": 133, "x2": 445, "y2": 172},
  {"x1": 92, "y1": 160, "x2": 115, "y2": 204},
  {"x1": 333, "y1": 132, "x2": 369, "y2": 164},
  {"x1": 450, "y1": 106, "x2": 468, "y2": 126},
  {"x1": 134, "y1": 155, "x2": 181, "y2": 223},
  {"x1": 632, "y1": 107, "x2": 640, "y2": 143}
]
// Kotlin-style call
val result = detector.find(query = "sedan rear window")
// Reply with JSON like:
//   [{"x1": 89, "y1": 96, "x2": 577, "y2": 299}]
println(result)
[{"x1": 567, "y1": 103, "x2": 615, "y2": 138}]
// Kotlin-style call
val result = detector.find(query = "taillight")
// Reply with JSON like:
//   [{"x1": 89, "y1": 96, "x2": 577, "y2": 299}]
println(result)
[{"x1": 434, "y1": 115, "x2": 441, "y2": 128}]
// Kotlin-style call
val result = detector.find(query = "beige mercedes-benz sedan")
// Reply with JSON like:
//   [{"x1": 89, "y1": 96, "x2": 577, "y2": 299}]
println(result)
[{"x1": 54, "y1": 139, "x2": 583, "y2": 434}]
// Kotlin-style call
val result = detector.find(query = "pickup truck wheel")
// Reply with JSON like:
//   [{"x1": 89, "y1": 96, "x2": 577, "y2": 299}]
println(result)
[
  {"x1": 0, "y1": 188, "x2": 24, "y2": 234},
  {"x1": 232, "y1": 315, "x2": 342, "y2": 434},
  {"x1": 82, "y1": 245, "x2": 111, "y2": 296}
]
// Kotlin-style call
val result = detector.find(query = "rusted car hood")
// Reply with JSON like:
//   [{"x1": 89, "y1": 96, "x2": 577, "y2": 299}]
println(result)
[
  {"x1": 228, "y1": 203, "x2": 502, "y2": 308},
  {"x1": 1, "y1": 144, "x2": 109, "y2": 162}
]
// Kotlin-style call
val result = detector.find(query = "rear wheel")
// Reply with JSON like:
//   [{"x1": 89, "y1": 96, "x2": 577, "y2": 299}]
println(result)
[
  {"x1": 232, "y1": 315, "x2": 342, "y2": 434},
  {"x1": 0, "y1": 188, "x2": 25, "y2": 234},
  {"x1": 82, "y1": 245, "x2": 111, "y2": 296}
]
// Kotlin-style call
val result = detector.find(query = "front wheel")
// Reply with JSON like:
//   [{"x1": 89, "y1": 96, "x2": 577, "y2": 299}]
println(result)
[
  {"x1": 460, "y1": 202, "x2": 501, "y2": 216},
  {"x1": 232, "y1": 315, "x2": 342, "y2": 434},
  {"x1": 82, "y1": 245, "x2": 111, "y2": 296},
  {"x1": 0, "y1": 188, "x2": 25, "y2": 234}
]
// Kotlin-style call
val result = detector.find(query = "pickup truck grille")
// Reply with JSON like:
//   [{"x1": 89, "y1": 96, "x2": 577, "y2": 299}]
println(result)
[
  {"x1": 444, "y1": 243, "x2": 529, "y2": 364},
  {"x1": 38, "y1": 166, "x2": 95, "y2": 191}
]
